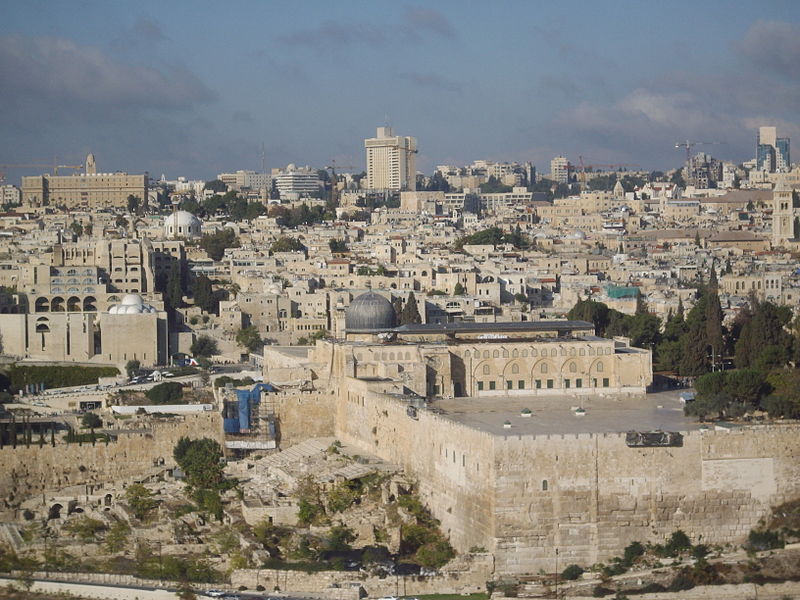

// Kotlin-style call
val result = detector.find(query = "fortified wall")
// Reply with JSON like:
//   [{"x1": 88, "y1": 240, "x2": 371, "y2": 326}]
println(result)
[
  {"x1": 0, "y1": 413, "x2": 223, "y2": 516},
  {"x1": 333, "y1": 379, "x2": 800, "y2": 574}
]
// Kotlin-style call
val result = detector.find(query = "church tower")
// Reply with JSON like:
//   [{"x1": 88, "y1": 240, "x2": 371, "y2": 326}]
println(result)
[{"x1": 772, "y1": 178, "x2": 798, "y2": 248}]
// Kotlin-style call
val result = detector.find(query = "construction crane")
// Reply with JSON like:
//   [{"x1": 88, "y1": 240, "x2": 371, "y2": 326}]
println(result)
[
  {"x1": 325, "y1": 160, "x2": 357, "y2": 206},
  {"x1": 674, "y1": 140, "x2": 720, "y2": 164},
  {"x1": 0, "y1": 163, "x2": 84, "y2": 184},
  {"x1": 577, "y1": 156, "x2": 641, "y2": 186}
]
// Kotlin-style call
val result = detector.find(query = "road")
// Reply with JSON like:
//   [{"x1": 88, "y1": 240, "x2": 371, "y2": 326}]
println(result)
[{"x1": 0, "y1": 576, "x2": 313, "y2": 600}]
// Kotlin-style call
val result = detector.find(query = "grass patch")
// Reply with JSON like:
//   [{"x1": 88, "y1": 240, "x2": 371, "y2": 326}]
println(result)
[{"x1": 414, "y1": 595, "x2": 488, "y2": 600}]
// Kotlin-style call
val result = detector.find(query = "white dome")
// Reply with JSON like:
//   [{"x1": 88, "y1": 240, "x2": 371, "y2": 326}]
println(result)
[
  {"x1": 121, "y1": 294, "x2": 144, "y2": 306},
  {"x1": 164, "y1": 210, "x2": 202, "y2": 238},
  {"x1": 108, "y1": 294, "x2": 156, "y2": 315}
]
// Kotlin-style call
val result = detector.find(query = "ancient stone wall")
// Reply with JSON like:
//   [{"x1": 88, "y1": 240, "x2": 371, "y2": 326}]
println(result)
[
  {"x1": 231, "y1": 553, "x2": 493, "y2": 597},
  {"x1": 331, "y1": 382, "x2": 800, "y2": 575},
  {"x1": 0, "y1": 413, "x2": 223, "y2": 516},
  {"x1": 333, "y1": 378, "x2": 498, "y2": 554},
  {"x1": 269, "y1": 389, "x2": 335, "y2": 446},
  {"x1": 493, "y1": 425, "x2": 800, "y2": 572}
]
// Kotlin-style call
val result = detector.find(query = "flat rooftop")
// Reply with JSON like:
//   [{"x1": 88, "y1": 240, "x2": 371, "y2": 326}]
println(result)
[{"x1": 430, "y1": 390, "x2": 700, "y2": 437}]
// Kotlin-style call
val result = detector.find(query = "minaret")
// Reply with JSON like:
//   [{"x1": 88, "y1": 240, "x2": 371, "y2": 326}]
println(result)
[{"x1": 85, "y1": 153, "x2": 96, "y2": 175}]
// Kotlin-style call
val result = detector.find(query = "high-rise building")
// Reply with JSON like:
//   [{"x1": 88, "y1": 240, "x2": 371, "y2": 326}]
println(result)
[
  {"x1": 757, "y1": 126, "x2": 790, "y2": 173},
  {"x1": 272, "y1": 164, "x2": 320, "y2": 199},
  {"x1": 365, "y1": 127, "x2": 417, "y2": 191},
  {"x1": 550, "y1": 156, "x2": 569, "y2": 184}
]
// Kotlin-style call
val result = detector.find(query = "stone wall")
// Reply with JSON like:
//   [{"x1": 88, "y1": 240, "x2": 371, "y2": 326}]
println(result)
[
  {"x1": 331, "y1": 380, "x2": 800, "y2": 574},
  {"x1": 231, "y1": 553, "x2": 493, "y2": 598},
  {"x1": 0, "y1": 413, "x2": 223, "y2": 515},
  {"x1": 269, "y1": 389, "x2": 335, "y2": 446},
  {"x1": 334, "y1": 378, "x2": 498, "y2": 554},
  {"x1": 493, "y1": 425, "x2": 800, "y2": 572}
]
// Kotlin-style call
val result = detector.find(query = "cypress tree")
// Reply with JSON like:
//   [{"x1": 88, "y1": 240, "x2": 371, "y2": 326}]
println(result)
[
  {"x1": 705, "y1": 290, "x2": 724, "y2": 368},
  {"x1": 164, "y1": 264, "x2": 183, "y2": 310},
  {"x1": 400, "y1": 292, "x2": 422, "y2": 325}
]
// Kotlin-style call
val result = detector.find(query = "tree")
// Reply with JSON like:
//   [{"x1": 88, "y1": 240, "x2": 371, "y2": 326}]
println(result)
[
  {"x1": 400, "y1": 292, "x2": 422, "y2": 325},
  {"x1": 453, "y1": 282, "x2": 465, "y2": 296},
  {"x1": 270, "y1": 236, "x2": 306, "y2": 253},
  {"x1": 125, "y1": 483, "x2": 159, "y2": 520},
  {"x1": 199, "y1": 229, "x2": 240, "y2": 261},
  {"x1": 328, "y1": 239, "x2": 349, "y2": 253},
  {"x1": 173, "y1": 437, "x2": 225, "y2": 490},
  {"x1": 70, "y1": 221, "x2": 83, "y2": 237},
  {"x1": 125, "y1": 359, "x2": 141, "y2": 378},
  {"x1": 127, "y1": 194, "x2": 140, "y2": 214},
  {"x1": 191, "y1": 335, "x2": 219, "y2": 357},
  {"x1": 235, "y1": 326, "x2": 263, "y2": 353},
  {"x1": 81, "y1": 412, "x2": 102, "y2": 429},
  {"x1": 146, "y1": 381, "x2": 184, "y2": 404},
  {"x1": 164, "y1": 263, "x2": 184, "y2": 310},
  {"x1": 192, "y1": 274, "x2": 217, "y2": 314}
]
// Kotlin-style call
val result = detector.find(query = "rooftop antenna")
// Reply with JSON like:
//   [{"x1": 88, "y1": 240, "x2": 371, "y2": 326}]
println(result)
[
  {"x1": 260, "y1": 143, "x2": 266, "y2": 174},
  {"x1": 384, "y1": 114, "x2": 391, "y2": 128}
]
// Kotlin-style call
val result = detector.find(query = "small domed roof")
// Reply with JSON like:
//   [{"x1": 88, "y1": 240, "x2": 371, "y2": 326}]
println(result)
[
  {"x1": 108, "y1": 294, "x2": 157, "y2": 314},
  {"x1": 345, "y1": 292, "x2": 396, "y2": 332},
  {"x1": 164, "y1": 210, "x2": 202, "y2": 238},
  {"x1": 165, "y1": 210, "x2": 201, "y2": 227},
  {"x1": 121, "y1": 294, "x2": 144, "y2": 306}
]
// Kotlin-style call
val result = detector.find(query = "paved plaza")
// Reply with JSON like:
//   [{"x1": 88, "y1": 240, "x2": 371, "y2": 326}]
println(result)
[{"x1": 432, "y1": 390, "x2": 701, "y2": 437}]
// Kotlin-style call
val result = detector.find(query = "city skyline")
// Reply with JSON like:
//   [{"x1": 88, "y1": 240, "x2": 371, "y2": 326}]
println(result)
[{"x1": 1, "y1": 0, "x2": 799, "y2": 180}]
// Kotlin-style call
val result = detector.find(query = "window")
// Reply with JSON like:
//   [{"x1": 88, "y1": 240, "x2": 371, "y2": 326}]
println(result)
[
  {"x1": 489, "y1": 381, "x2": 496, "y2": 390},
  {"x1": 603, "y1": 378, "x2": 609, "y2": 387},
  {"x1": 547, "y1": 379, "x2": 554, "y2": 389},
  {"x1": 511, "y1": 363, "x2": 519, "y2": 375},
  {"x1": 596, "y1": 362, "x2": 604, "y2": 372},
  {"x1": 542, "y1": 480, "x2": 548, "y2": 491},
  {"x1": 483, "y1": 364, "x2": 490, "y2": 375},
  {"x1": 569, "y1": 362, "x2": 577, "y2": 373},
  {"x1": 565, "y1": 379, "x2": 571, "y2": 388},
  {"x1": 518, "y1": 380, "x2": 525, "y2": 389},
  {"x1": 576, "y1": 379, "x2": 582, "y2": 388},
  {"x1": 535, "y1": 379, "x2": 542, "y2": 389},
  {"x1": 477, "y1": 381, "x2": 484, "y2": 391},
  {"x1": 506, "y1": 380, "x2": 513, "y2": 390}
]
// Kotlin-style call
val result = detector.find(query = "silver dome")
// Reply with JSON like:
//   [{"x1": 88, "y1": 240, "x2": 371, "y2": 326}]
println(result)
[{"x1": 345, "y1": 292, "x2": 396, "y2": 332}]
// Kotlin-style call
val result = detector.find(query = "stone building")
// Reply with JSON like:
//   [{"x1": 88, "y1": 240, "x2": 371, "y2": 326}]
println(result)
[{"x1": 311, "y1": 291, "x2": 651, "y2": 400}]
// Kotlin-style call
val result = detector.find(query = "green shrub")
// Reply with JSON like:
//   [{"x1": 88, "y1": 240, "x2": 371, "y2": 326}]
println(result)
[
  {"x1": 622, "y1": 541, "x2": 645, "y2": 565},
  {"x1": 664, "y1": 530, "x2": 692, "y2": 556},
  {"x1": 745, "y1": 529, "x2": 784, "y2": 551},
  {"x1": 668, "y1": 573, "x2": 695, "y2": 592},
  {"x1": 8, "y1": 364, "x2": 119, "y2": 391},
  {"x1": 146, "y1": 382, "x2": 184, "y2": 404},
  {"x1": 561, "y1": 564, "x2": 584, "y2": 580}
]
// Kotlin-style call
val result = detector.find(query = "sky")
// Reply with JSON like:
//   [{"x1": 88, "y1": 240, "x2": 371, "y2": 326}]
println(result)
[{"x1": 1, "y1": 0, "x2": 800, "y2": 182}]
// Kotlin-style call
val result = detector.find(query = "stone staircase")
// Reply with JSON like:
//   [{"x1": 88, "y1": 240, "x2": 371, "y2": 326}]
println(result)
[{"x1": 0, "y1": 523, "x2": 24, "y2": 552}]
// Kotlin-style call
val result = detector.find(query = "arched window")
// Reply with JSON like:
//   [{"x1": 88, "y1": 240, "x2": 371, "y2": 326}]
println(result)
[
  {"x1": 493, "y1": 350, "x2": 499, "y2": 358},
  {"x1": 511, "y1": 364, "x2": 519, "y2": 375},
  {"x1": 542, "y1": 480, "x2": 548, "y2": 491},
  {"x1": 512, "y1": 349, "x2": 518, "y2": 358},
  {"x1": 541, "y1": 363, "x2": 548, "y2": 374},
  {"x1": 483, "y1": 364, "x2": 490, "y2": 375},
  {"x1": 569, "y1": 362, "x2": 577, "y2": 373},
  {"x1": 465, "y1": 350, "x2": 471, "y2": 358},
  {"x1": 596, "y1": 362, "x2": 604, "y2": 372}
]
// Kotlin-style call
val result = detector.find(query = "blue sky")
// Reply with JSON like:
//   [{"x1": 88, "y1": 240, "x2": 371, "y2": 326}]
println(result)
[{"x1": 1, "y1": 1, "x2": 799, "y2": 181}]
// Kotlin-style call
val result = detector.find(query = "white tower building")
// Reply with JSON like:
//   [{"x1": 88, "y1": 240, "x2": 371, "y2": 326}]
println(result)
[{"x1": 365, "y1": 127, "x2": 417, "y2": 191}]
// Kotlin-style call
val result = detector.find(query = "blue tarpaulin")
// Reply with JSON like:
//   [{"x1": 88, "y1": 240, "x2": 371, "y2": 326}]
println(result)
[{"x1": 224, "y1": 383, "x2": 275, "y2": 433}]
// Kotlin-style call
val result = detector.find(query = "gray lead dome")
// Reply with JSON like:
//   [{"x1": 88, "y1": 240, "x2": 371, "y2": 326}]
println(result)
[{"x1": 345, "y1": 292, "x2": 397, "y2": 331}]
